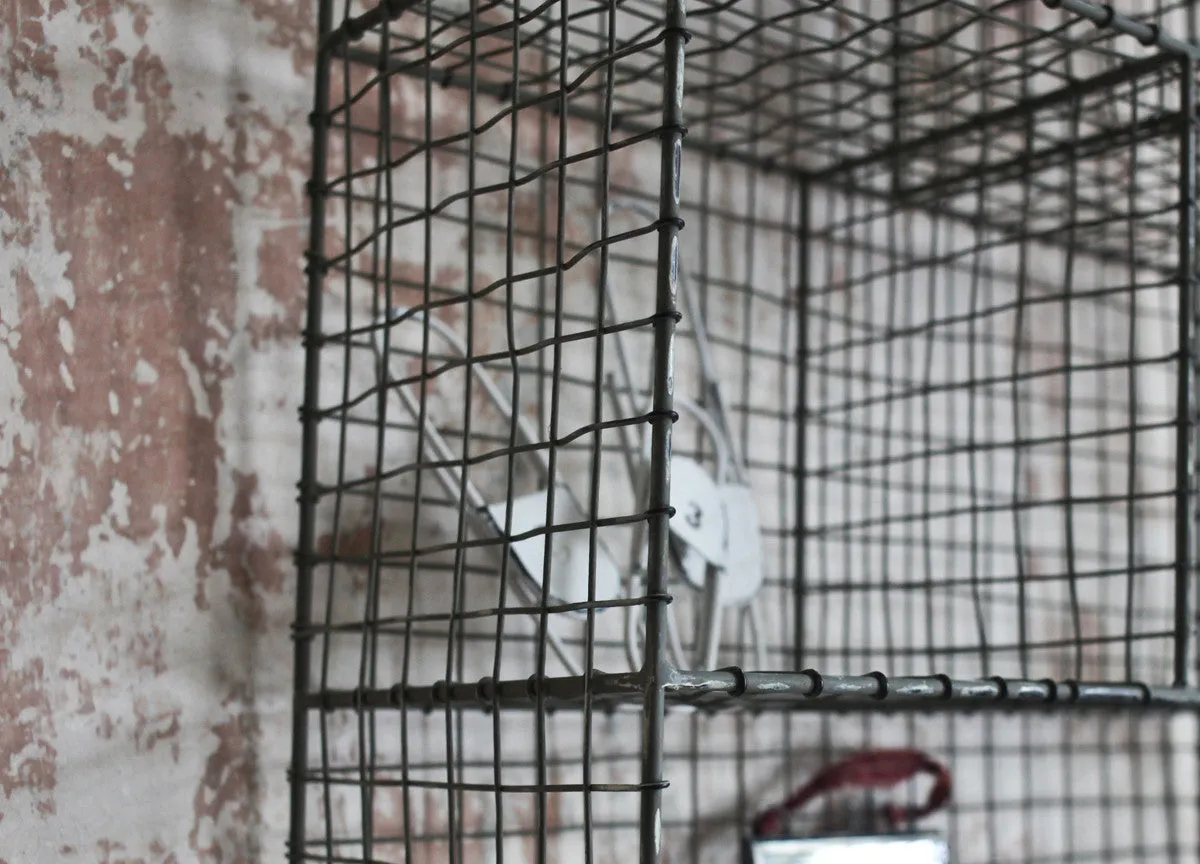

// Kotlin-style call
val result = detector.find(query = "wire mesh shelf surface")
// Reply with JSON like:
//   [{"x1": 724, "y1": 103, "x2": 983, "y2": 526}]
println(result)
[{"x1": 293, "y1": 0, "x2": 1200, "y2": 861}]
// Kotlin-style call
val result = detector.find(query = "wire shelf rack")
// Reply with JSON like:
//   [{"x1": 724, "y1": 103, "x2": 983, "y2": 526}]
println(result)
[{"x1": 292, "y1": 0, "x2": 1200, "y2": 861}]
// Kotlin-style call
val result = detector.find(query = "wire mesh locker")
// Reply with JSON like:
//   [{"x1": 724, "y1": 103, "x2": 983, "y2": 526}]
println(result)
[{"x1": 292, "y1": 0, "x2": 1200, "y2": 862}]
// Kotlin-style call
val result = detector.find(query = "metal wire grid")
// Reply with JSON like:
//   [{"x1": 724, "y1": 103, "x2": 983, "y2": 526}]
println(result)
[
  {"x1": 296, "y1": 0, "x2": 682, "y2": 860},
  {"x1": 803, "y1": 59, "x2": 1191, "y2": 685},
  {"x1": 292, "y1": 0, "x2": 1200, "y2": 862},
  {"x1": 296, "y1": 708, "x2": 1199, "y2": 863},
  {"x1": 328, "y1": 0, "x2": 1198, "y2": 175},
  {"x1": 658, "y1": 712, "x2": 1199, "y2": 864}
]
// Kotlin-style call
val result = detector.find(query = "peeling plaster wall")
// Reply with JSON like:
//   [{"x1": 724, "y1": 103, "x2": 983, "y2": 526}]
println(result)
[
  {"x1": 2, "y1": 1, "x2": 312, "y2": 859},
  {"x1": 3, "y1": 3, "x2": 1199, "y2": 864}
]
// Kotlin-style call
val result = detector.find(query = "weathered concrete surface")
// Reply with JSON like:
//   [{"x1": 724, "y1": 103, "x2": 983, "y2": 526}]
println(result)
[{"x1": 1, "y1": 1, "x2": 312, "y2": 859}]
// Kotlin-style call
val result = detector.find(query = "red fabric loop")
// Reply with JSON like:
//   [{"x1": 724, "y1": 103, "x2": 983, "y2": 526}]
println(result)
[{"x1": 752, "y1": 749, "x2": 952, "y2": 837}]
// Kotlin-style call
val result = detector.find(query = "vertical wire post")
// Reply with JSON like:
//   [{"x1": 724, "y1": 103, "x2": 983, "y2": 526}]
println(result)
[
  {"x1": 291, "y1": 0, "x2": 334, "y2": 859},
  {"x1": 1177, "y1": 56, "x2": 1197, "y2": 688},
  {"x1": 640, "y1": 1, "x2": 687, "y2": 861},
  {"x1": 888, "y1": 0, "x2": 904, "y2": 201},
  {"x1": 793, "y1": 178, "x2": 810, "y2": 672}
]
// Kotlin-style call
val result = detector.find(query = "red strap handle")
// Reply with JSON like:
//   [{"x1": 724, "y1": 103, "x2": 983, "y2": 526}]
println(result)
[{"x1": 752, "y1": 749, "x2": 952, "y2": 838}]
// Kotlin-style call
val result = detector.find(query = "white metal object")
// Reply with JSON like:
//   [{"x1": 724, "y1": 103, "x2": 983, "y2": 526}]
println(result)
[
  {"x1": 746, "y1": 835, "x2": 950, "y2": 864},
  {"x1": 372, "y1": 308, "x2": 624, "y2": 675},
  {"x1": 603, "y1": 197, "x2": 769, "y2": 672},
  {"x1": 485, "y1": 486, "x2": 622, "y2": 609},
  {"x1": 668, "y1": 446, "x2": 729, "y2": 568},
  {"x1": 599, "y1": 246, "x2": 732, "y2": 672},
  {"x1": 671, "y1": 221, "x2": 767, "y2": 671},
  {"x1": 599, "y1": 241, "x2": 732, "y2": 573},
  {"x1": 607, "y1": 365, "x2": 730, "y2": 671}
]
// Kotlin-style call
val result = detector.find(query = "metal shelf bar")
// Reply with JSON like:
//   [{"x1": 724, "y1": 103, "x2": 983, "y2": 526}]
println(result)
[{"x1": 303, "y1": 668, "x2": 1200, "y2": 713}]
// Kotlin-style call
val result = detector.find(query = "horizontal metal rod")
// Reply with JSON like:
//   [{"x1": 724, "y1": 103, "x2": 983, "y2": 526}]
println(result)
[
  {"x1": 303, "y1": 668, "x2": 1200, "y2": 713},
  {"x1": 1044, "y1": 0, "x2": 1200, "y2": 60},
  {"x1": 305, "y1": 670, "x2": 648, "y2": 712}
]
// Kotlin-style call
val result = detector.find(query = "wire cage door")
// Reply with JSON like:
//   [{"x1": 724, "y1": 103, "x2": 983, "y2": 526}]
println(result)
[{"x1": 292, "y1": 0, "x2": 1200, "y2": 862}]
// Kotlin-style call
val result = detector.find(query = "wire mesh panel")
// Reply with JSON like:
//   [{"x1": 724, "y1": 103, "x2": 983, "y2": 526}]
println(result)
[
  {"x1": 804, "y1": 61, "x2": 1186, "y2": 684},
  {"x1": 292, "y1": 0, "x2": 1200, "y2": 862},
  {"x1": 663, "y1": 711, "x2": 1200, "y2": 864},
  {"x1": 800, "y1": 5, "x2": 1197, "y2": 690},
  {"x1": 294, "y1": 0, "x2": 685, "y2": 860}
]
